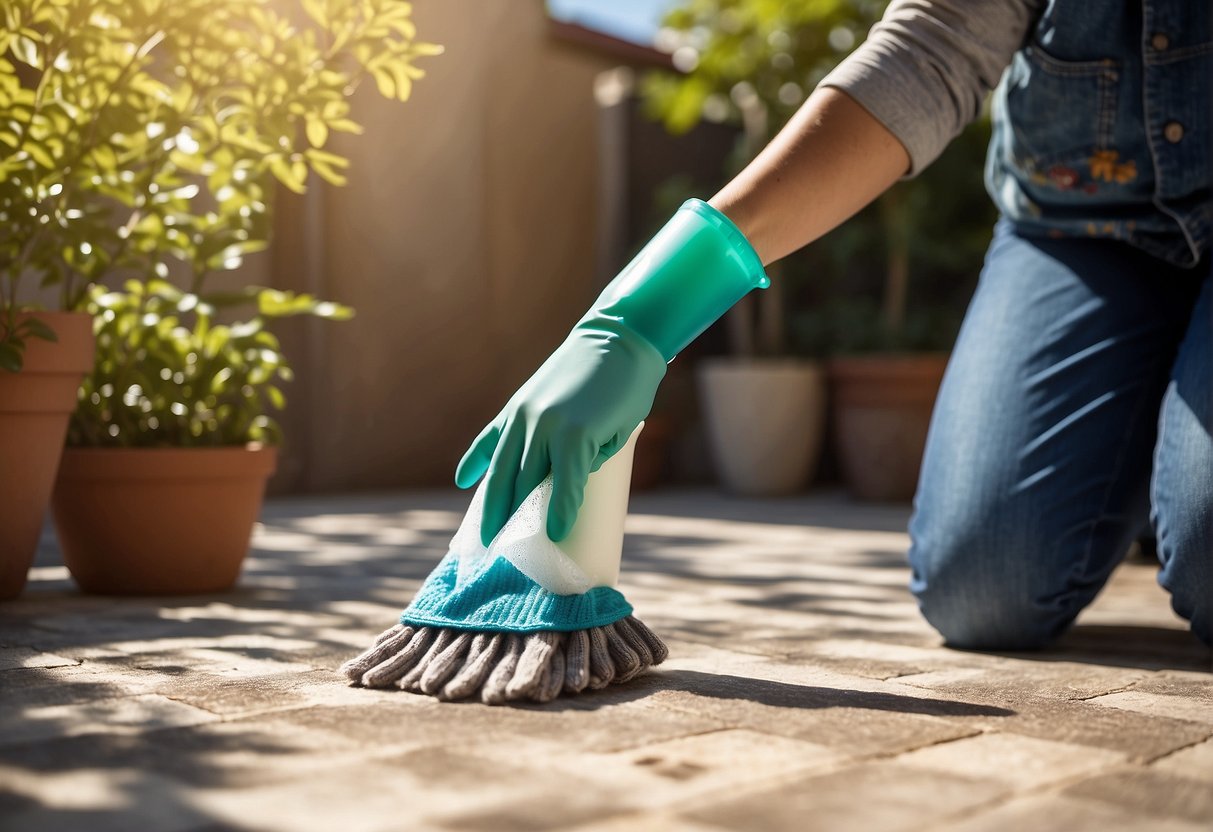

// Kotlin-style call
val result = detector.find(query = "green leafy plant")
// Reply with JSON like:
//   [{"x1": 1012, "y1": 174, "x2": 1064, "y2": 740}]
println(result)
[
  {"x1": 0, "y1": 0, "x2": 439, "y2": 446},
  {"x1": 644, "y1": 0, "x2": 885, "y2": 137},
  {"x1": 643, "y1": 0, "x2": 994, "y2": 356},
  {"x1": 69, "y1": 280, "x2": 351, "y2": 447},
  {"x1": 0, "y1": 0, "x2": 441, "y2": 370}
]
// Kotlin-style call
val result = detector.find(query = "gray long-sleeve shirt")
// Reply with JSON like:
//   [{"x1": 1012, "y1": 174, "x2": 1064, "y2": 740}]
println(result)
[{"x1": 820, "y1": 0, "x2": 1044, "y2": 175}]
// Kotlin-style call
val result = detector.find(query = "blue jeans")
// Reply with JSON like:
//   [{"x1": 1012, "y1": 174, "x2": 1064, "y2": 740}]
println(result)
[{"x1": 909, "y1": 221, "x2": 1212, "y2": 649}]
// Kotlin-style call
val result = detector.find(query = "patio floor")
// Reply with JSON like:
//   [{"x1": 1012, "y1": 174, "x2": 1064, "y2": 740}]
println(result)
[{"x1": 1, "y1": 489, "x2": 1210, "y2": 831}]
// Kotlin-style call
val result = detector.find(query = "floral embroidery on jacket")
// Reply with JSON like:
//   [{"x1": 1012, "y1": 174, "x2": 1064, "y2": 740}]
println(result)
[
  {"x1": 1088, "y1": 150, "x2": 1137, "y2": 184},
  {"x1": 1048, "y1": 165, "x2": 1080, "y2": 189}
]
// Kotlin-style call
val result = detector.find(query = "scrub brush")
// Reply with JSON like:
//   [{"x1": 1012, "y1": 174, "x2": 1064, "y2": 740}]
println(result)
[
  {"x1": 341, "y1": 615, "x2": 667, "y2": 704},
  {"x1": 340, "y1": 425, "x2": 668, "y2": 704}
]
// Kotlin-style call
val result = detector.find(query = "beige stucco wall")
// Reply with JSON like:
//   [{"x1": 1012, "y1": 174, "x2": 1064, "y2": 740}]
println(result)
[{"x1": 269, "y1": 1, "x2": 614, "y2": 492}]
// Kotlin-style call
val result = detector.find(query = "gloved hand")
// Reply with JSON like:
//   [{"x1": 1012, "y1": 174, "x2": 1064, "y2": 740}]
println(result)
[
  {"x1": 457, "y1": 199, "x2": 768, "y2": 546},
  {"x1": 455, "y1": 318, "x2": 665, "y2": 545}
]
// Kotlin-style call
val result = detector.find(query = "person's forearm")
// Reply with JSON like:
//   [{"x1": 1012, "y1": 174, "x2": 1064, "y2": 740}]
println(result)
[{"x1": 709, "y1": 87, "x2": 910, "y2": 266}]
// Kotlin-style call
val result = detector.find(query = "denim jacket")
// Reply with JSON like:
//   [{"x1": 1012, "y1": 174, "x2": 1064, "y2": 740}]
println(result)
[{"x1": 987, "y1": 1, "x2": 1211, "y2": 267}]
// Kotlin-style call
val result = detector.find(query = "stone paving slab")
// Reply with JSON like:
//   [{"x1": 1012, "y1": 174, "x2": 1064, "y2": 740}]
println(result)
[
  {"x1": 683, "y1": 760, "x2": 1011, "y2": 831},
  {"x1": 0, "y1": 488, "x2": 1209, "y2": 831},
  {"x1": 930, "y1": 792, "x2": 1212, "y2": 832},
  {"x1": 1063, "y1": 768, "x2": 1213, "y2": 824},
  {"x1": 892, "y1": 732, "x2": 1126, "y2": 789},
  {"x1": 1153, "y1": 735, "x2": 1213, "y2": 773}
]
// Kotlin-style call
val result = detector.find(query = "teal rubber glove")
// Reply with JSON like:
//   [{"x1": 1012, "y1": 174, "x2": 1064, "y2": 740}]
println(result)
[
  {"x1": 457, "y1": 199, "x2": 768, "y2": 546},
  {"x1": 456, "y1": 318, "x2": 666, "y2": 547}
]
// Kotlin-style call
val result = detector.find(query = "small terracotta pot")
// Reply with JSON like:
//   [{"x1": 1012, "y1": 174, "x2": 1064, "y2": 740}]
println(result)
[
  {"x1": 0, "y1": 312, "x2": 95, "y2": 600},
  {"x1": 52, "y1": 445, "x2": 278, "y2": 595},
  {"x1": 828, "y1": 353, "x2": 949, "y2": 502}
]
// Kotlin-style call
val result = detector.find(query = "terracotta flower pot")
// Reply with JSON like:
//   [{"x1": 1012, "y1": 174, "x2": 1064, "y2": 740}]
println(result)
[
  {"x1": 697, "y1": 358, "x2": 827, "y2": 496},
  {"x1": 52, "y1": 445, "x2": 278, "y2": 595},
  {"x1": 828, "y1": 353, "x2": 949, "y2": 502},
  {"x1": 0, "y1": 312, "x2": 95, "y2": 600}
]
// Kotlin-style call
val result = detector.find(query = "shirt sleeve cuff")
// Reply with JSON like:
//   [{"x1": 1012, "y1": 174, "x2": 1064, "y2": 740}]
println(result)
[{"x1": 820, "y1": 48, "x2": 957, "y2": 177}]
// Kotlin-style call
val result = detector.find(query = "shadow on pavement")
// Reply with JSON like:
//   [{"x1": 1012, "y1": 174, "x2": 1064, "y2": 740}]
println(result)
[
  {"x1": 539, "y1": 668, "x2": 1015, "y2": 718},
  {"x1": 0, "y1": 709, "x2": 312, "y2": 830},
  {"x1": 979, "y1": 624, "x2": 1212, "y2": 673},
  {"x1": 630, "y1": 489, "x2": 913, "y2": 533}
]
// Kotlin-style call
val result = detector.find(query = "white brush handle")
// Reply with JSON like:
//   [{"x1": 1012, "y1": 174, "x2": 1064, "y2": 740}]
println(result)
[
  {"x1": 554, "y1": 421, "x2": 643, "y2": 589},
  {"x1": 450, "y1": 423, "x2": 644, "y2": 595}
]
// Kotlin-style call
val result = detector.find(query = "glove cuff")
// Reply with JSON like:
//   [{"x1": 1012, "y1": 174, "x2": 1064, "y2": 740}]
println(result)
[
  {"x1": 400, "y1": 552, "x2": 634, "y2": 633},
  {"x1": 589, "y1": 198, "x2": 769, "y2": 362},
  {"x1": 681, "y1": 198, "x2": 767, "y2": 287}
]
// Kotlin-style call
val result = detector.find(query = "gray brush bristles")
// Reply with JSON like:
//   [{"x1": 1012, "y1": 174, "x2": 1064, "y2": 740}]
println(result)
[{"x1": 340, "y1": 616, "x2": 667, "y2": 705}]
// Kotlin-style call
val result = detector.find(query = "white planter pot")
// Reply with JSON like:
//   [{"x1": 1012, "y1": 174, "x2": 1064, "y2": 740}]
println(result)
[{"x1": 697, "y1": 358, "x2": 827, "y2": 496}]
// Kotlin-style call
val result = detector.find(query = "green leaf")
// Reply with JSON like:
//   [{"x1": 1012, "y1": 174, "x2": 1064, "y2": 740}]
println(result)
[
  {"x1": 147, "y1": 279, "x2": 183, "y2": 301},
  {"x1": 25, "y1": 140, "x2": 54, "y2": 168},
  {"x1": 20, "y1": 317, "x2": 58, "y2": 343},
  {"x1": 302, "y1": 0, "x2": 328, "y2": 26},
  {"x1": 313, "y1": 301, "x2": 353, "y2": 320},
  {"x1": 13, "y1": 36, "x2": 40, "y2": 68},
  {"x1": 370, "y1": 65, "x2": 396, "y2": 99},
  {"x1": 0, "y1": 342, "x2": 23, "y2": 372},
  {"x1": 328, "y1": 119, "x2": 364, "y2": 135},
  {"x1": 256, "y1": 288, "x2": 353, "y2": 319},
  {"x1": 269, "y1": 156, "x2": 307, "y2": 194},
  {"x1": 199, "y1": 287, "x2": 261, "y2": 308},
  {"x1": 305, "y1": 117, "x2": 328, "y2": 148},
  {"x1": 303, "y1": 148, "x2": 350, "y2": 185},
  {"x1": 412, "y1": 42, "x2": 446, "y2": 58}
]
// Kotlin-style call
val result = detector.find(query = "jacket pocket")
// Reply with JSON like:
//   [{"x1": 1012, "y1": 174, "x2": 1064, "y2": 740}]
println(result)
[
  {"x1": 999, "y1": 42, "x2": 1130, "y2": 197},
  {"x1": 1004, "y1": 44, "x2": 1121, "y2": 163}
]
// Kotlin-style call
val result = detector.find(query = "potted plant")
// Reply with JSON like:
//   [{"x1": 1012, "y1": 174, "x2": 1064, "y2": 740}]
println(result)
[
  {"x1": 0, "y1": 309, "x2": 93, "y2": 599},
  {"x1": 645, "y1": 0, "x2": 994, "y2": 500},
  {"x1": 819, "y1": 123, "x2": 994, "y2": 500},
  {"x1": 0, "y1": 0, "x2": 440, "y2": 595},
  {"x1": 54, "y1": 281, "x2": 351, "y2": 593},
  {"x1": 641, "y1": 0, "x2": 880, "y2": 495}
]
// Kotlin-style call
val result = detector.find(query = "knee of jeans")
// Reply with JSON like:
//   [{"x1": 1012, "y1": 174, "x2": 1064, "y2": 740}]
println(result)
[
  {"x1": 1152, "y1": 489, "x2": 1212, "y2": 647},
  {"x1": 914, "y1": 581, "x2": 1064, "y2": 650},
  {"x1": 909, "y1": 518, "x2": 1072, "y2": 651},
  {"x1": 1155, "y1": 534, "x2": 1212, "y2": 647}
]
